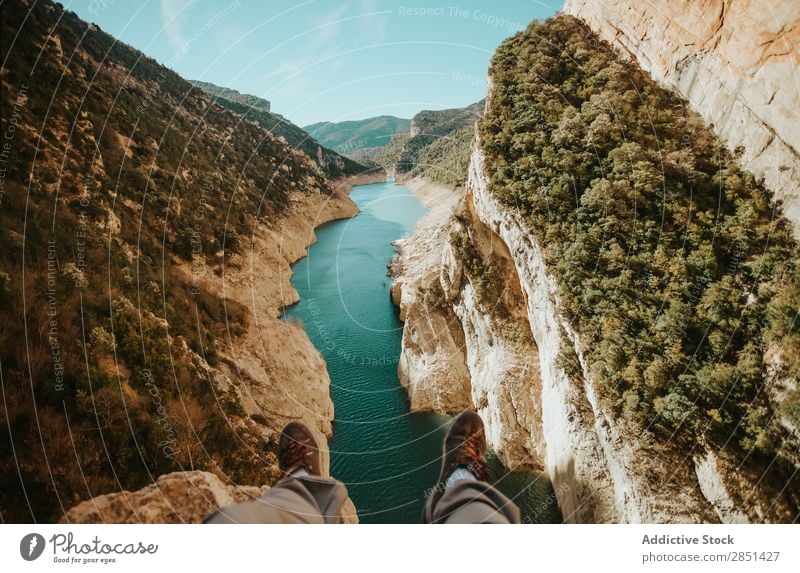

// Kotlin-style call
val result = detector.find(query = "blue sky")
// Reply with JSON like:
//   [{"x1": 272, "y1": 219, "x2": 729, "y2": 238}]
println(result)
[{"x1": 66, "y1": 0, "x2": 563, "y2": 126}]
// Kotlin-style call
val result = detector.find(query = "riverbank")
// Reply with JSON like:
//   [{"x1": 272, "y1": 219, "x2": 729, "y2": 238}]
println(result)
[
  {"x1": 397, "y1": 175, "x2": 460, "y2": 209},
  {"x1": 180, "y1": 169, "x2": 387, "y2": 465}
]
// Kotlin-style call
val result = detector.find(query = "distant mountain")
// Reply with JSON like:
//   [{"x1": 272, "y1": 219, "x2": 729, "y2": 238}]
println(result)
[
  {"x1": 191, "y1": 80, "x2": 271, "y2": 112},
  {"x1": 302, "y1": 108, "x2": 482, "y2": 186},
  {"x1": 304, "y1": 116, "x2": 411, "y2": 155},
  {"x1": 192, "y1": 81, "x2": 370, "y2": 179},
  {"x1": 407, "y1": 101, "x2": 484, "y2": 140},
  {"x1": 362, "y1": 102, "x2": 484, "y2": 186}
]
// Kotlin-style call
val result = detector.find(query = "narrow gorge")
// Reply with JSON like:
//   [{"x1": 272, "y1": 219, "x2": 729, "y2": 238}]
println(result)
[{"x1": 2, "y1": 0, "x2": 798, "y2": 526}]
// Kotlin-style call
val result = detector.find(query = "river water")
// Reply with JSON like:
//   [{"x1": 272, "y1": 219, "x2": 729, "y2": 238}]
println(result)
[{"x1": 284, "y1": 179, "x2": 561, "y2": 523}]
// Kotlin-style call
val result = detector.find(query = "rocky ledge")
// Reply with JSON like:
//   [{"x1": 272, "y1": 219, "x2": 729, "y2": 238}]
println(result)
[{"x1": 61, "y1": 471, "x2": 358, "y2": 524}]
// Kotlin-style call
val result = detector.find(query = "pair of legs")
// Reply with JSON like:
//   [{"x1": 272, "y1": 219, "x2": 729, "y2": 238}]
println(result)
[{"x1": 204, "y1": 411, "x2": 521, "y2": 524}]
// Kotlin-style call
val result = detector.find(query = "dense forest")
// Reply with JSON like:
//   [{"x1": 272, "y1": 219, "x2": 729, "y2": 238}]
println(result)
[{"x1": 479, "y1": 16, "x2": 800, "y2": 473}]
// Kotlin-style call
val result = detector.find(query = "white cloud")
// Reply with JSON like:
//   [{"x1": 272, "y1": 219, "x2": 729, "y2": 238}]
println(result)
[
  {"x1": 316, "y1": 3, "x2": 349, "y2": 42},
  {"x1": 271, "y1": 78, "x2": 311, "y2": 100},
  {"x1": 328, "y1": 58, "x2": 344, "y2": 75},
  {"x1": 357, "y1": 0, "x2": 389, "y2": 44},
  {"x1": 265, "y1": 3, "x2": 353, "y2": 98},
  {"x1": 160, "y1": 0, "x2": 192, "y2": 54}
]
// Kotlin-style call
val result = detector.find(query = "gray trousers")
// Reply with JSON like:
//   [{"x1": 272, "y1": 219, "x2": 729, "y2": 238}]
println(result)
[
  {"x1": 424, "y1": 480, "x2": 521, "y2": 523},
  {"x1": 204, "y1": 475, "x2": 350, "y2": 524},
  {"x1": 205, "y1": 475, "x2": 521, "y2": 524}
]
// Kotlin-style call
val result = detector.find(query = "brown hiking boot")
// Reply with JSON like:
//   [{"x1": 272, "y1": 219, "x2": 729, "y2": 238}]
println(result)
[
  {"x1": 428, "y1": 410, "x2": 488, "y2": 510},
  {"x1": 278, "y1": 421, "x2": 321, "y2": 477}
]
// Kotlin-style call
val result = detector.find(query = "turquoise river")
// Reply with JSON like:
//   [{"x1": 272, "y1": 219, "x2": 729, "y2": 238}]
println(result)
[{"x1": 284, "y1": 179, "x2": 561, "y2": 523}]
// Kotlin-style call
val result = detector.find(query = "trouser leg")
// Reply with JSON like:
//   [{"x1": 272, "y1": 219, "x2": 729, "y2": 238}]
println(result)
[
  {"x1": 204, "y1": 475, "x2": 350, "y2": 524},
  {"x1": 425, "y1": 479, "x2": 521, "y2": 524}
]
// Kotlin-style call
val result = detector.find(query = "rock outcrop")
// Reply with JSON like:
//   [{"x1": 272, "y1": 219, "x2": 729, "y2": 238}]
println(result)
[
  {"x1": 391, "y1": 177, "x2": 472, "y2": 413},
  {"x1": 392, "y1": 176, "x2": 544, "y2": 470},
  {"x1": 62, "y1": 471, "x2": 358, "y2": 524},
  {"x1": 564, "y1": 0, "x2": 800, "y2": 237},
  {"x1": 62, "y1": 471, "x2": 266, "y2": 524},
  {"x1": 443, "y1": 198, "x2": 544, "y2": 471}
]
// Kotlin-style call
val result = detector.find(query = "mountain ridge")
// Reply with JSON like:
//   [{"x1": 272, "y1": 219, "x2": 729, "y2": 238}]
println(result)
[
  {"x1": 191, "y1": 79, "x2": 373, "y2": 179},
  {"x1": 304, "y1": 115, "x2": 411, "y2": 155},
  {"x1": 191, "y1": 80, "x2": 271, "y2": 112}
]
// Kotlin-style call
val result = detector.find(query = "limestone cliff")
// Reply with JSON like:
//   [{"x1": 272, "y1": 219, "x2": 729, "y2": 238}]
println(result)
[
  {"x1": 395, "y1": 140, "x2": 796, "y2": 522},
  {"x1": 463, "y1": 142, "x2": 719, "y2": 523},
  {"x1": 390, "y1": 177, "x2": 472, "y2": 413},
  {"x1": 62, "y1": 471, "x2": 358, "y2": 524},
  {"x1": 392, "y1": 6, "x2": 799, "y2": 524},
  {"x1": 391, "y1": 177, "x2": 544, "y2": 471},
  {"x1": 564, "y1": 0, "x2": 800, "y2": 237}
]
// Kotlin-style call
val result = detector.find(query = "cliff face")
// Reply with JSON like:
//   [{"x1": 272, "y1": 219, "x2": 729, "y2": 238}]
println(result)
[
  {"x1": 391, "y1": 177, "x2": 543, "y2": 470},
  {"x1": 392, "y1": 9, "x2": 799, "y2": 523},
  {"x1": 464, "y1": 143, "x2": 718, "y2": 523},
  {"x1": 390, "y1": 178, "x2": 472, "y2": 413},
  {"x1": 395, "y1": 143, "x2": 795, "y2": 522},
  {"x1": 564, "y1": 0, "x2": 800, "y2": 237}
]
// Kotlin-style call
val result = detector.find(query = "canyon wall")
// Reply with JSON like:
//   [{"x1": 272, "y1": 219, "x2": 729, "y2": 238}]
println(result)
[
  {"x1": 393, "y1": 3, "x2": 800, "y2": 524},
  {"x1": 394, "y1": 147, "x2": 796, "y2": 522},
  {"x1": 62, "y1": 172, "x2": 383, "y2": 522},
  {"x1": 200, "y1": 172, "x2": 384, "y2": 446},
  {"x1": 564, "y1": 0, "x2": 800, "y2": 237},
  {"x1": 194, "y1": 179, "x2": 360, "y2": 471},
  {"x1": 391, "y1": 177, "x2": 543, "y2": 469},
  {"x1": 463, "y1": 143, "x2": 725, "y2": 523},
  {"x1": 390, "y1": 178, "x2": 472, "y2": 413}
]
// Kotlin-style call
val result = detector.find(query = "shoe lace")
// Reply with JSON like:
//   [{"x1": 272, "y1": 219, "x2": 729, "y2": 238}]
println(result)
[
  {"x1": 282, "y1": 438, "x2": 311, "y2": 473},
  {"x1": 459, "y1": 431, "x2": 487, "y2": 481}
]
